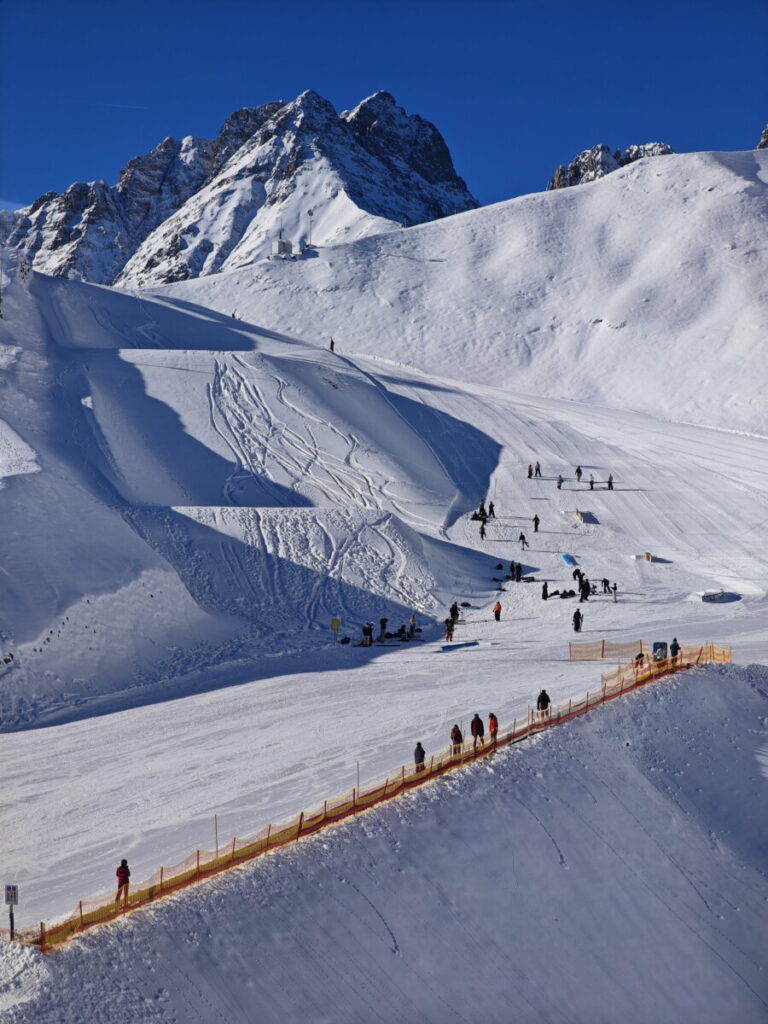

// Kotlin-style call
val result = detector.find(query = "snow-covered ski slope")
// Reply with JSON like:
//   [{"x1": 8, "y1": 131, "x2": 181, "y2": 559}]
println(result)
[
  {"x1": 1, "y1": 149, "x2": 767, "y2": 1022},
  {"x1": 154, "y1": 149, "x2": 768, "y2": 436},
  {"x1": 5, "y1": 665, "x2": 768, "y2": 1023}
]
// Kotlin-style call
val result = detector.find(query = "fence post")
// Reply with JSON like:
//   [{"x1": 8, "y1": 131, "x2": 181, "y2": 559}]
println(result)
[
  {"x1": 266, "y1": 824, "x2": 272, "y2": 849},
  {"x1": 352, "y1": 788, "x2": 356, "y2": 810},
  {"x1": 159, "y1": 866, "x2": 163, "y2": 894},
  {"x1": 79, "y1": 901, "x2": 84, "y2": 928},
  {"x1": 323, "y1": 800, "x2": 327, "y2": 821},
  {"x1": 196, "y1": 851, "x2": 200, "y2": 878},
  {"x1": 231, "y1": 837, "x2": 236, "y2": 862},
  {"x1": 601, "y1": 640, "x2": 605, "y2": 658},
  {"x1": 40, "y1": 922, "x2": 45, "y2": 955},
  {"x1": 296, "y1": 812, "x2": 304, "y2": 841}
]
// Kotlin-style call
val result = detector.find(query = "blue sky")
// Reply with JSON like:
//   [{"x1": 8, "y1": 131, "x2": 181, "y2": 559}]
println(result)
[{"x1": 0, "y1": 0, "x2": 765, "y2": 210}]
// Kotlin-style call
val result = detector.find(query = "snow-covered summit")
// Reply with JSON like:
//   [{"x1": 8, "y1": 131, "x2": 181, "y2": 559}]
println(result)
[
  {"x1": 548, "y1": 141, "x2": 673, "y2": 189},
  {"x1": 0, "y1": 90, "x2": 478, "y2": 287}
]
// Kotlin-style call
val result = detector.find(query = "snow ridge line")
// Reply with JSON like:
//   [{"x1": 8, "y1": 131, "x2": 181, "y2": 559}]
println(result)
[{"x1": 15, "y1": 644, "x2": 731, "y2": 954}]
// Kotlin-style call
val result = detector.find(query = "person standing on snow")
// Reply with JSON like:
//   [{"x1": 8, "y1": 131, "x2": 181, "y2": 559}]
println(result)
[
  {"x1": 575, "y1": 466, "x2": 583, "y2": 482},
  {"x1": 519, "y1": 532, "x2": 529, "y2": 550},
  {"x1": 534, "y1": 461, "x2": 541, "y2": 478},
  {"x1": 536, "y1": 689, "x2": 551, "y2": 718},
  {"x1": 611, "y1": 582, "x2": 618, "y2": 603},
  {"x1": 557, "y1": 474, "x2": 564, "y2": 490},
  {"x1": 379, "y1": 617, "x2": 388, "y2": 641},
  {"x1": 589, "y1": 474, "x2": 594, "y2": 490},
  {"x1": 542, "y1": 581, "x2": 549, "y2": 600},
  {"x1": 573, "y1": 608, "x2": 583, "y2": 632},
  {"x1": 450, "y1": 724, "x2": 463, "y2": 755},
  {"x1": 444, "y1": 617, "x2": 455, "y2": 642},
  {"x1": 602, "y1": 578, "x2": 610, "y2": 594},
  {"x1": 329, "y1": 338, "x2": 335, "y2": 352},
  {"x1": 408, "y1": 613, "x2": 417, "y2": 638},
  {"x1": 450, "y1": 601, "x2": 460, "y2": 624},
  {"x1": 480, "y1": 521, "x2": 487, "y2": 540},
  {"x1": 115, "y1": 859, "x2": 130, "y2": 903},
  {"x1": 527, "y1": 464, "x2": 533, "y2": 479},
  {"x1": 488, "y1": 712, "x2": 499, "y2": 744},
  {"x1": 488, "y1": 501, "x2": 495, "y2": 518},
  {"x1": 331, "y1": 616, "x2": 341, "y2": 640},
  {"x1": 515, "y1": 562, "x2": 523, "y2": 582},
  {"x1": 607, "y1": 474, "x2": 614, "y2": 490},
  {"x1": 532, "y1": 514, "x2": 540, "y2": 533},
  {"x1": 362, "y1": 622, "x2": 374, "y2": 646},
  {"x1": 414, "y1": 742, "x2": 426, "y2": 772},
  {"x1": 509, "y1": 560, "x2": 517, "y2": 580},
  {"x1": 493, "y1": 601, "x2": 502, "y2": 622},
  {"x1": 670, "y1": 637, "x2": 681, "y2": 662},
  {"x1": 471, "y1": 713, "x2": 485, "y2": 750}
]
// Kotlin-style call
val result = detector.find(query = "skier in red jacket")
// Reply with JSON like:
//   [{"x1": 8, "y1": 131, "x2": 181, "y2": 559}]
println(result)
[
  {"x1": 115, "y1": 859, "x2": 130, "y2": 903},
  {"x1": 488, "y1": 712, "x2": 499, "y2": 744}
]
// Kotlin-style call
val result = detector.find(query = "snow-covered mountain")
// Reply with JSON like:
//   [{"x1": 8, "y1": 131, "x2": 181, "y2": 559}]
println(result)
[
  {"x1": 2, "y1": 126, "x2": 768, "y2": 1023},
  {"x1": 0, "y1": 91, "x2": 478, "y2": 287},
  {"x1": 156, "y1": 148, "x2": 768, "y2": 437},
  {"x1": 547, "y1": 141, "x2": 673, "y2": 189}
]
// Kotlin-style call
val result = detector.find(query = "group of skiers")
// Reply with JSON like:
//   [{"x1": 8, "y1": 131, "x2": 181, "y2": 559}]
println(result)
[
  {"x1": 473, "y1": 499, "x2": 496, "y2": 539},
  {"x1": 417, "y1": 694, "x2": 557, "y2": 769},
  {"x1": 445, "y1": 711, "x2": 499, "y2": 757},
  {"x1": 444, "y1": 601, "x2": 461, "y2": 640},
  {"x1": 527, "y1": 462, "x2": 614, "y2": 491}
]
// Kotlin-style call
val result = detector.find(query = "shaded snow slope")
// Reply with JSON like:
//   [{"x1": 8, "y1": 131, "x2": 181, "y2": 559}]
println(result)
[
  {"x1": 4, "y1": 665, "x2": 768, "y2": 1024},
  {"x1": 154, "y1": 148, "x2": 768, "y2": 435}
]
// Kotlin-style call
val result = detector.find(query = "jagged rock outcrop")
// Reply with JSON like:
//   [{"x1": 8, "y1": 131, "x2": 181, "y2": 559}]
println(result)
[
  {"x1": 0, "y1": 91, "x2": 478, "y2": 287},
  {"x1": 757, "y1": 125, "x2": 768, "y2": 150},
  {"x1": 547, "y1": 142, "x2": 673, "y2": 190}
]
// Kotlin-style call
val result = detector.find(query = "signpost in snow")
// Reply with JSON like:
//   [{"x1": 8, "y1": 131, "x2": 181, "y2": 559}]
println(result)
[{"x1": 5, "y1": 885, "x2": 18, "y2": 940}]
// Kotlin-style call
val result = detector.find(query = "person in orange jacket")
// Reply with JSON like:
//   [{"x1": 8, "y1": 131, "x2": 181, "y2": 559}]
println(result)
[
  {"x1": 493, "y1": 601, "x2": 502, "y2": 621},
  {"x1": 488, "y1": 712, "x2": 499, "y2": 743}
]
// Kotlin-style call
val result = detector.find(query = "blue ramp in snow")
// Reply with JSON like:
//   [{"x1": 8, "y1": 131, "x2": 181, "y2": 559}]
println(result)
[
  {"x1": 439, "y1": 641, "x2": 480, "y2": 652},
  {"x1": 562, "y1": 554, "x2": 577, "y2": 566}
]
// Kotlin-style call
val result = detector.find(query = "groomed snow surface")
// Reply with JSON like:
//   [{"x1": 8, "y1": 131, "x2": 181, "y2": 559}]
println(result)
[
  {"x1": 3, "y1": 667, "x2": 768, "y2": 1023},
  {"x1": 1, "y1": 150, "x2": 767, "y2": 1022}
]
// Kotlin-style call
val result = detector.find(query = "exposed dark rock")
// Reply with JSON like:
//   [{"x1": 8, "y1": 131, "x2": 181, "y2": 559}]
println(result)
[{"x1": 547, "y1": 142, "x2": 673, "y2": 190}]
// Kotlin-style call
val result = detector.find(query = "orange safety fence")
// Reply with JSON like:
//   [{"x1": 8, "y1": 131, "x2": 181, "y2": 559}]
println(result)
[{"x1": 12, "y1": 642, "x2": 731, "y2": 954}]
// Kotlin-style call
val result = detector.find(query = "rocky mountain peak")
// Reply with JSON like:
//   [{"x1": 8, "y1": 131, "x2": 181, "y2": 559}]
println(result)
[
  {"x1": 757, "y1": 124, "x2": 768, "y2": 150},
  {"x1": 0, "y1": 89, "x2": 478, "y2": 288},
  {"x1": 342, "y1": 91, "x2": 466, "y2": 187},
  {"x1": 547, "y1": 142, "x2": 673, "y2": 190}
]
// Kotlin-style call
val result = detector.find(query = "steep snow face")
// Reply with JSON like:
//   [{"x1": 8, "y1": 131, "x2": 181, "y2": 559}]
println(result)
[
  {"x1": 156, "y1": 148, "x2": 768, "y2": 435},
  {"x1": 0, "y1": 91, "x2": 478, "y2": 287},
  {"x1": 548, "y1": 141, "x2": 673, "y2": 189}
]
